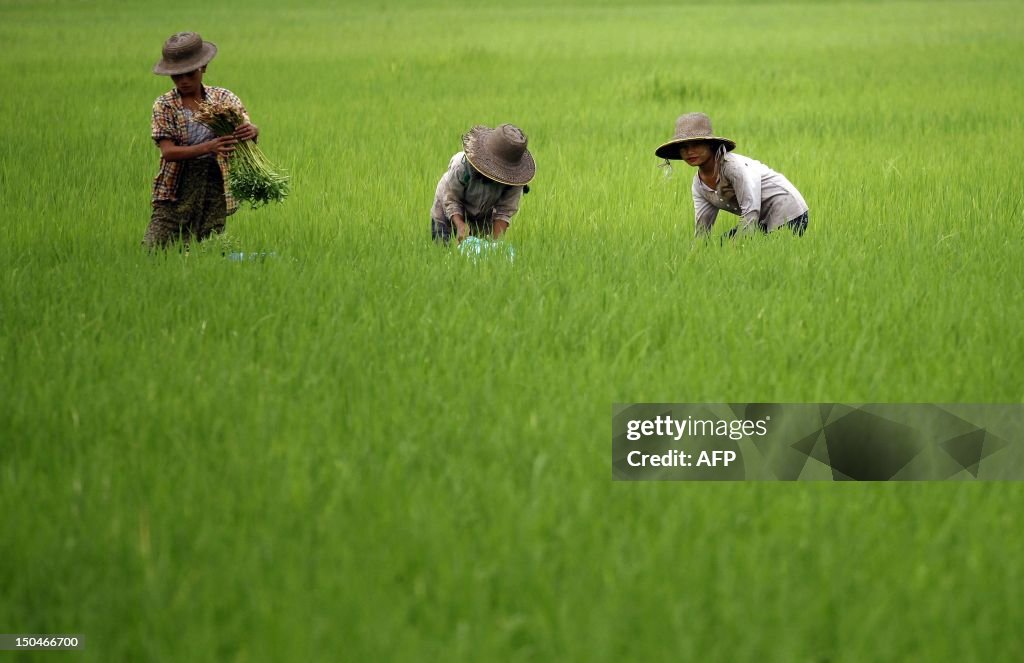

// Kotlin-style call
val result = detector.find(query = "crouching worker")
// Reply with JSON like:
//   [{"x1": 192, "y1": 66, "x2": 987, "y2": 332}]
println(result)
[
  {"x1": 431, "y1": 124, "x2": 535, "y2": 243},
  {"x1": 143, "y1": 32, "x2": 258, "y2": 249},
  {"x1": 655, "y1": 113, "x2": 808, "y2": 241}
]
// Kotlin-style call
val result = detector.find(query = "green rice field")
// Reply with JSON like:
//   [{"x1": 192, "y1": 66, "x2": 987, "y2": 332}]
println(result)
[{"x1": 2, "y1": 0, "x2": 1023, "y2": 659}]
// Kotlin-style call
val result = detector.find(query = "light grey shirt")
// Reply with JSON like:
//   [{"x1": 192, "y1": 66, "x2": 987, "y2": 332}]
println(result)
[
  {"x1": 431, "y1": 152, "x2": 523, "y2": 225},
  {"x1": 692, "y1": 152, "x2": 808, "y2": 235}
]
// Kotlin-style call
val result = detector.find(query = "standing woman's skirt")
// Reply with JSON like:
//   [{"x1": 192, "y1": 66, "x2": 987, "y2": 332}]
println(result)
[{"x1": 143, "y1": 158, "x2": 228, "y2": 249}]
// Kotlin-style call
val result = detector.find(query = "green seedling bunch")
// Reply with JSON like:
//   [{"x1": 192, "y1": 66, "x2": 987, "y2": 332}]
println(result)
[{"x1": 194, "y1": 100, "x2": 290, "y2": 208}]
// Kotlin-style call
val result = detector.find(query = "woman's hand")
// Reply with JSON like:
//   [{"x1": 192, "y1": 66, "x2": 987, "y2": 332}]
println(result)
[
  {"x1": 453, "y1": 215, "x2": 470, "y2": 243},
  {"x1": 233, "y1": 123, "x2": 259, "y2": 141},
  {"x1": 206, "y1": 135, "x2": 238, "y2": 156}
]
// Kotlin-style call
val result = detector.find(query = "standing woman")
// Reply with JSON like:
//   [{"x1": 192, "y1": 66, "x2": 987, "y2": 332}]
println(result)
[
  {"x1": 143, "y1": 32, "x2": 258, "y2": 249},
  {"x1": 656, "y1": 113, "x2": 808, "y2": 240}
]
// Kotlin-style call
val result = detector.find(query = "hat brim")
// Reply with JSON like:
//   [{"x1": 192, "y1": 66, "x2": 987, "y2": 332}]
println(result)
[
  {"x1": 655, "y1": 136, "x2": 736, "y2": 160},
  {"x1": 153, "y1": 41, "x2": 218, "y2": 75},
  {"x1": 463, "y1": 127, "x2": 536, "y2": 186}
]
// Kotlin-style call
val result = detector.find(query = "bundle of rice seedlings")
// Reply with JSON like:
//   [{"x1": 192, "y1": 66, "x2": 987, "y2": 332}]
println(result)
[{"x1": 193, "y1": 101, "x2": 290, "y2": 208}]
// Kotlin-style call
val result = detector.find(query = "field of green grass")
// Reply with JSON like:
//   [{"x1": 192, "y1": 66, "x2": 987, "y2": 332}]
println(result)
[{"x1": 2, "y1": 0, "x2": 1023, "y2": 659}]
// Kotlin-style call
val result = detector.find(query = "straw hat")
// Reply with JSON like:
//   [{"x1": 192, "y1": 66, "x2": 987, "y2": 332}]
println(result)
[
  {"x1": 463, "y1": 124, "x2": 536, "y2": 186},
  {"x1": 654, "y1": 113, "x2": 736, "y2": 160},
  {"x1": 153, "y1": 32, "x2": 217, "y2": 75}
]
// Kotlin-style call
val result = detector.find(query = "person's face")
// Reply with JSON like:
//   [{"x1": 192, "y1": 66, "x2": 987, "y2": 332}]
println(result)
[
  {"x1": 467, "y1": 161, "x2": 498, "y2": 185},
  {"x1": 171, "y1": 66, "x2": 205, "y2": 96},
  {"x1": 679, "y1": 141, "x2": 713, "y2": 167}
]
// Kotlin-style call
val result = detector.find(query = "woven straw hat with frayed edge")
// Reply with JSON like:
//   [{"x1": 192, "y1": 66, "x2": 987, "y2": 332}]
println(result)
[
  {"x1": 153, "y1": 32, "x2": 217, "y2": 75},
  {"x1": 463, "y1": 124, "x2": 536, "y2": 186},
  {"x1": 654, "y1": 112, "x2": 736, "y2": 160}
]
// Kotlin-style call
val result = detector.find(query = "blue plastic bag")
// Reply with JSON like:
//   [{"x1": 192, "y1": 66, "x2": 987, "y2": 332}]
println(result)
[
  {"x1": 226, "y1": 251, "x2": 277, "y2": 262},
  {"x1": 458, "y1": 237, "x2": 515, "y2": 264}
]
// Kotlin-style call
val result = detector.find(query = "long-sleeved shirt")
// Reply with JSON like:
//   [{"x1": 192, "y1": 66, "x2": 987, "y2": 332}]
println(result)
[
  {"x1": 431, "y1": 152, "x2": 523, "y2": 225},
  {"x1": 692, "y1": 152, "x2": 808, "y2": 235},
  {"x1": 151, "y1": 85, "x2": 250, "y2": 215}
]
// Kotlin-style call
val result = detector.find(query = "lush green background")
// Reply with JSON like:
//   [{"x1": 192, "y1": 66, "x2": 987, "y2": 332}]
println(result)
[{"x1": 2, "y1": 0, "x2": 1022, "y2": 660}]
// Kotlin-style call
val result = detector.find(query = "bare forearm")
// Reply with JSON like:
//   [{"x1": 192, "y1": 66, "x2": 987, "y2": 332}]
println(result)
[
  {"x1": 739, "y1": 211, "x2": 761, "y2": 231},
  {"x1": 158, "y1": 135, "x2": 236, "y2": 162},
  {"x1": 492, "y1": 219, "x2": 509, "y2": 238},
  {"x1": 159, "y1": 142, "x2": 214, "y2": 162},
  {"x1": 452, "y1": 214, "x2": 469, "y2": 240}
]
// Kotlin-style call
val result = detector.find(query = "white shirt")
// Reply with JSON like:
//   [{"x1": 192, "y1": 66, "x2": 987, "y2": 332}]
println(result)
[{"x1": 692, "y1": 152, "x2": 808, "y2": 235}]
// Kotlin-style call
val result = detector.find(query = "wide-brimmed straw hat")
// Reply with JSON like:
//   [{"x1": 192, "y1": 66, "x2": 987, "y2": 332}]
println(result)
[
  {"x1": 463, "y1": 124, "x2": 536, "y2": 186},
  {"x1": 153, "y1": 32, "x2": 217, "y2": 75},
  {"x1": 654, "y1": 112, "x2": 736, "y2": 160}
]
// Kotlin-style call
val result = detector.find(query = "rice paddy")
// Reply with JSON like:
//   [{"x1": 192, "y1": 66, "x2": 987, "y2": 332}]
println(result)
[{"x1": 2, "y1": 0, "x2": 1023, "y2": 660}]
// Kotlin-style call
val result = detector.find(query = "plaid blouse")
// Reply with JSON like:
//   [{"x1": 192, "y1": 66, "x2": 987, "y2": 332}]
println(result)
[{"x1": 151, "y1": 85, "x2": 250, "y2": 215}]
